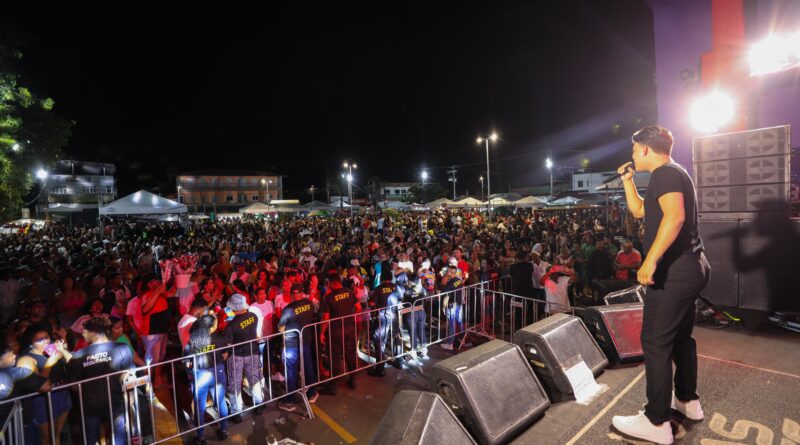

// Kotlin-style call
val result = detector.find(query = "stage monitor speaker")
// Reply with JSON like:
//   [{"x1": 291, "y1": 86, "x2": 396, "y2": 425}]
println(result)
[
  {"x1": 583, "y1": 303, "x2": 644, "y2": 363},
  {"x1": 369, "y1": 390, "x2": 476, "y2": 445},
  {"x1": 512, "y1": 313, "x2": 608, "y2": 394},
  {"x1": 591, "y1": 279, "x2": 632, "y2": 303},
  {"x1": 428, "y1": 339, "x2": 549, "y2": 445}
]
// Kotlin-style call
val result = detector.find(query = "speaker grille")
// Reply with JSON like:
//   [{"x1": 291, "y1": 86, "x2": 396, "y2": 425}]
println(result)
[
  {"x1": 420, "y1": 396, "x2": 469, "y2": 443},
  {"x1": 461, "y1": 346, "x2": 541, "y2": 442}
]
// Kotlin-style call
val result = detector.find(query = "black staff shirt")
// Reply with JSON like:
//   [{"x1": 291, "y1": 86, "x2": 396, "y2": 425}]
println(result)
[
  {"x1": 68, "y1": 341, "x2": 133, "y2": 412},
  {"x1": 280, "y1": 298, "x2": 315, "y2": 347},
  {"x1": 224, "y1": 312, "x2": 260, "y2": 356}
]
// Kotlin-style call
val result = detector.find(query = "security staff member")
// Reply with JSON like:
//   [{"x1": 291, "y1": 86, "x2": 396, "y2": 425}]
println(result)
[
  {"x1": 277, "y1": 284, "x2": 319, "y2": 413},
  {"x1": 367, "y1": 267, "x2": 401, "y2": 377},
  {"x1": 612, "y1": 126, "x2": 710, "y2": 445},
  {"x1": 319, "y1": 270, "x2": 361, "y2": 394},
  {"x1": 440, "y1": 265, "x2": 465, "y2": 350}
]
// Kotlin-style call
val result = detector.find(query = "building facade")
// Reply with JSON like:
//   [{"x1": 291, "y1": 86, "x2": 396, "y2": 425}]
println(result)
[
  {"x1": 176, "y1": 170, "x2": 285, "y2": 211},
  {"x1": 42, "y1": 160, "x2": 117, "y2": 216},
  {"x1": 381, "y1": 182, "x2": 418, "y2": 201}
]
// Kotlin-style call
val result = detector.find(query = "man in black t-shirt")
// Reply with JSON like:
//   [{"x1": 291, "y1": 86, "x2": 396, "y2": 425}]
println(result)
[
  {"x1": 69, "y1": 317, "x2": 133, "y2": 445},
  {"x1": 277, "y1": 284, "x2": 319, "y2": 412},
  {"x1": 222, "y1": 293, "x2": 263, "y2": 419},
  {"x1": 611, "y1": 126, "x2": 711, "y2": 445},
  {"x1": 319, "y1": 271, "x2": 361, "y2": 394}
]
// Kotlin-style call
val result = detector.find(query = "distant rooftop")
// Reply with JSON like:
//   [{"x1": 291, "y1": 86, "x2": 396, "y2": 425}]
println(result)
[{"x1": 178, "y1": 169, "x2": 287, "y2": 177}]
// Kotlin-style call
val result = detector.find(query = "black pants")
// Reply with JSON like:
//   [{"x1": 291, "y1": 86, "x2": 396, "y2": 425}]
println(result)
[{"x1": 641, "y1": 252, "x2": 711, "y2": 424}]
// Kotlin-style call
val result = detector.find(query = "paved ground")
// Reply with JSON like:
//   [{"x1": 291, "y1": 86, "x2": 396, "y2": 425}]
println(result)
[{"x1": 166, "y1": 313, "x2": 800, "y2": 444}]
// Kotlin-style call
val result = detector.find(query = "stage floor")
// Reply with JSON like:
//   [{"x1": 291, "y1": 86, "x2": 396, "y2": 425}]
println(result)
[{"x1": 192, "y1": 316, "x2": 800, "y2": 444}]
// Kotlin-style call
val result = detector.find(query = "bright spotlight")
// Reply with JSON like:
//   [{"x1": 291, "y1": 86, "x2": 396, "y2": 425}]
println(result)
[
  {"x1": 36, "y1": 169, "x2": 48, "y2": 180},
  {"x1": 545, "y1": 158, "x2": 553, "y2": 169},
  {"x1": 490, "y1": 133, "x2": 498, "y2": 141},
  {"x1": 749, "y1": 33, "x2": 800, "y2": 76},
  {"x1": 12, "y1": 143, "x2": 20, "y2": 152},
  {"x1": 346, "y1": 174, "x2": 353, "y2": 182},
  {"x1": 476, "y1": 137, "x2": 483, "y2": 144},
  {"x1": 690, "y1": 91, "x2": 735, "y2": 133},
  {"x1": 421, "y1": 171, "x2": 428, "y2": 180}
]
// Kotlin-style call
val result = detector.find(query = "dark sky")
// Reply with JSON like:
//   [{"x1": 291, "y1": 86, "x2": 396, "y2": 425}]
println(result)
[{"x1": 9, "y1": 1, "x2": 656, "y2": 198}]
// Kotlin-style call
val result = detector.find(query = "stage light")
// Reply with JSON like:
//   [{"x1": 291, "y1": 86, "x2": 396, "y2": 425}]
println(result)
[
  {"x1": 690, "y1": 91, "x2": 734, "y2": 133},
  {"x1": 36, "y1": 169, "x2": 48, "y2": 180},
  {"x1": 749, "y1": 33, "x2": 800, "y2": 76}
]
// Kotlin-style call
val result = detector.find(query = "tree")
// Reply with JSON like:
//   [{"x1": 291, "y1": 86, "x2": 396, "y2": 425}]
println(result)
[
  {"x1": 0, "y1": 27, "x2": 72, "y2": 220},
  {"x1": 403, "y1": 182, "x2": 446, "y2": 204}
]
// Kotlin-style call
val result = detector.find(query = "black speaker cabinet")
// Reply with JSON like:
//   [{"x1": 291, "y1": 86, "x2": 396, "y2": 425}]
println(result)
[
  {"x1": 583, "y1": 303, "x2": 644, "y2": 364},
  {"x1": 369, "y1": 390, "x2": 476, "y2": 445},
  {"x1": 512, "y1": 313, "x2": 608, "y2": 394},
  {"x1": 428, "y1": 340, "x2": 550, "y2": 445}
]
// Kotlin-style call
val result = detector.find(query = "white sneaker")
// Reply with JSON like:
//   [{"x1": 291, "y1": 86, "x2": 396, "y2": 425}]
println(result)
[
  {"x1": 671, "y1": 393, "x2": 704, "y2": 420},
  {"x1": 440, "y1": 343, "x2": 454, "y2": 350},
  {"x1": 612, "y1": 411, "x2": 673, "y2": 445}
]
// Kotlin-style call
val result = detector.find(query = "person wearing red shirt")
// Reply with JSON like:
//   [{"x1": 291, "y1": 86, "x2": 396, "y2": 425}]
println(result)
[{"x1": 615, "y1": 241, "x2": 642, "y2": 281}]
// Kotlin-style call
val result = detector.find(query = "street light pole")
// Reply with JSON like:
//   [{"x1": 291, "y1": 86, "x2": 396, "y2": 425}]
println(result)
[
  {"x1": 343, "y1": 161, "x2": 357, "y2": 219},
  {"x1": 477, "y1": 133, "x2": 498, "y2": 213},
  {"x1": 546, "y1": 158, "x2": 554, "y2": 201},
  {"x1": 421, "y1": 170, "x2": 428, "y2": 204},
  {"x1": 310, "y1": 185, "x2": 315, "y2": 202},
  {"x1": 479, "y1": 176, "x2": 484, "y2": 203}
]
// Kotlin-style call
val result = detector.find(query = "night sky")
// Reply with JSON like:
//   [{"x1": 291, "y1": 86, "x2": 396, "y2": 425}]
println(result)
[{"x1": 8, "y1": 1, "x2": 656, "y2": 199}]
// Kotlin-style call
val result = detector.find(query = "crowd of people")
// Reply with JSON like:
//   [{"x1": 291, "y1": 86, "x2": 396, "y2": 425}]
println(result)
[{"x1": 0, "y1": 205, "x2": 643, "y2": 444}]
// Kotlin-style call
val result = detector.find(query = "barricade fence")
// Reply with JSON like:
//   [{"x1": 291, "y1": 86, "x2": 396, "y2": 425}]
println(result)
[{"x1": 0, "y1": 275, "x2": 573, "y2": 445}]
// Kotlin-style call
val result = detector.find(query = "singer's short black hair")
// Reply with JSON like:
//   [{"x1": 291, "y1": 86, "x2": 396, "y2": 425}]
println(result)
[{"x1": 632, "y1": 125, "x2": 674, "y2": 155}]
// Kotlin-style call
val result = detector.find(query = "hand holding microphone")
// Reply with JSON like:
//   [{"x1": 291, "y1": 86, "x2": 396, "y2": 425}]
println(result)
[{"x1": 616, "y1": 162, "x2": 635, "y2": 182}]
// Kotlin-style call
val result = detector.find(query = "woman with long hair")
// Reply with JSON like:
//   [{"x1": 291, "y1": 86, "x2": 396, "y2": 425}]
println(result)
[
  {"x1": 17, "y1": 328, "x2": 72, "y2": 445},
  {"x1": 184, "y1": 314, "x2": 228, "y2": 444}
]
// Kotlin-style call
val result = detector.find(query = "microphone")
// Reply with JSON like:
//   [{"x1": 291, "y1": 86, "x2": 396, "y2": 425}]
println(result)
[{"x1": 595, "y1": 165, "x2": 633, "y2": 190}]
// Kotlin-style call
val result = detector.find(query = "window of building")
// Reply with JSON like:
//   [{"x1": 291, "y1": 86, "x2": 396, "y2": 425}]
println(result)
[
  {"x1": 578, "y1": 180, "x2": 584, "y2": 188},
  {"x1": 105, "y1": 187, "x2": 113, "y2": 194},
  {"x1": 52, "y1": 187, "x2": 69, "y2": 195},
  {"x1": 252, "y1": 195, "x2": 259, "y2": 201},
  {"x1": 178, "y1": 196, "x2": 184, "y2": 203},
  {"x1": 84, "y1": 187, "x2": 97, "y2": 194},
  {"x1": 226, "y1": 195, "x2": 233, "y2": 203}
]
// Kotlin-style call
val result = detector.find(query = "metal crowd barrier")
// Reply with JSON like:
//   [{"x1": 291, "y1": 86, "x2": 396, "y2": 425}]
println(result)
[
  {"x1": 0, "y1": 276, "x2": 534, "y2": 445},
  {"x1": 0, "y1": 329, "x2": 301, "y2": 445}
]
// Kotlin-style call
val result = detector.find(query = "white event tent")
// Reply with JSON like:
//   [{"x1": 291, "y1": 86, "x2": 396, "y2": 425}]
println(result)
[{"x1": 99, "y1": 190, "x2": 187, "y2": 216}]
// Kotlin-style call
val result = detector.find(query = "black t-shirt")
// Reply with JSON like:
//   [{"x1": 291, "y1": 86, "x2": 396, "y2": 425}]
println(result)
[
  {"x1": 644, "y1": 163, "x2": 704, "y2": 258},
  {"x1": 321, "y1": 286, "x2": 357, "y2": 319},
  {"x1": 184, "y1": 332, "x2": 227, "y2": 371},
  {"x1": 68, "y1": 341, "x2": 133, "y2": 412},
  {"x1": 223, "y1": 312, "x2": 259, "y2": 356},
  {"x1": 445, "y1": 276, "x2": 465, "y2": 304},
  {"x1": 279, "y1": 298, "x2": 315, "y2": 347},
  {"x1": 509, "y1": 262, "x2": 534, "y2": 296}
]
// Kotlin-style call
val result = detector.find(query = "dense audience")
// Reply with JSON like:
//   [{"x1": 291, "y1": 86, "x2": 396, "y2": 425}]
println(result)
[{"x1": 0, "y1": 206, "x2": 641, "y2": 444}]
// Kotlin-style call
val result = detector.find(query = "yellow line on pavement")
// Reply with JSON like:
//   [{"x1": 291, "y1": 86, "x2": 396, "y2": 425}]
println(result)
[{"x1": 311, "y1": 404, "x2": 357, "y2": 444}]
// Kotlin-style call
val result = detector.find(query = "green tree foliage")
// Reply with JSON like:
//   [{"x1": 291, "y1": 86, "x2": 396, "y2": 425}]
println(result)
[
  {"x1": 403, "y1": 182, "x2": 446, "y2": 204},
  {"x1": 0, "y1": 27, "x2": 72, "y2": 220}
]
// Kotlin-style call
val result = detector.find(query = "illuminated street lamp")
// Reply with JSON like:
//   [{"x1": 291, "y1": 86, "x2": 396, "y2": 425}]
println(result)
[
  {"x1": 545, "y1": 157, "x2": 554, "y2": 201},
  {"x1": 477, "y1": 133, "x2": 498, "y2": 212},
  {"x1": 343, "y1": 161, "x2": 357, "y2": 218},
  {"x1": 12, "y1": 143, "x2": 20, "y2": 152},
  {"x1": 479, "y1": 176, "x2": 484, "y2": 203}
]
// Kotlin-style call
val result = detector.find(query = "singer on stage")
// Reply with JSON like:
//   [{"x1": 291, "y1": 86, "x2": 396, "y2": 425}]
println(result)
[{"x1": 611, "y1": 125, "x2": 711, "y2": 445}]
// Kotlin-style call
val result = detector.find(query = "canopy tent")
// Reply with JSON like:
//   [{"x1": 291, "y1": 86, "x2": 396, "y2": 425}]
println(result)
[
  {"x1": 46, "y1": 203, "x2": 97, "y2": 213},
  {"x1": 451, "y1": 197, "x2": 484, "y2": 208},
  {"x1": 302, "y1": 200, "x2": 336, "y2": 210},
  {"x1": 486, "y1": 196, "x2": 513, "y2": 206},
  {"x1": 549, "y1": 196, "x2": 582, "y2": 206},
  {"x1": 382, "y1": 200, "x2": 412, "y2": 210},
  {"x1": 426, "y1": 198, "x2": 456, "y2": 208},
  {"x1": 515, "y1": 196, "x2": 548, "y2": 208},
  {"x1": 239, "y1": 202, "x2": 272, "y2": 214},
  {"x1": 99, "y1": 190, "x2": 187, "y2": 216}
]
